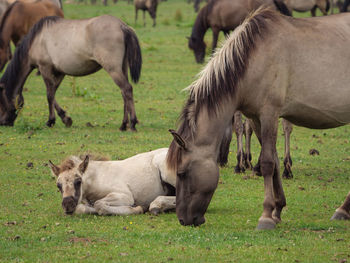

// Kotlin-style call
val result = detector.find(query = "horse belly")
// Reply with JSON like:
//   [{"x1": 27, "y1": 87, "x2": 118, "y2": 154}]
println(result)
[
  {"x1": 291, "y1": 0, "x2": 315, "y2": 11},
  {"x1": 54, "y1": 58, "x2": 101, "y2": 76}
]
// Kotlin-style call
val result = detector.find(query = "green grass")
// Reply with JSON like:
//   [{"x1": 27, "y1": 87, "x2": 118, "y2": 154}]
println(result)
[{"x1": 1, "y1": 1, "x2": 350, "y2": 262}]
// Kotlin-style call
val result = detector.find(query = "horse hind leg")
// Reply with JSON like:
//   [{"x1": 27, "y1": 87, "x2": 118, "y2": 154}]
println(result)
[
  {"x1": 149, "y1": 196, "x2": 176, "y2": 215},
  {"x1": 282, "y1": 119, "x2": 293, "y2": 179},
  {"x1": 243, "y1": 119, "x2": 253, "y2": 170},
  {"x1": 234, "y1": 111, "x2": 245, "y2": 173},
  {"x1": 94, "y1": 192, "x2": 143, "y2": 215}
]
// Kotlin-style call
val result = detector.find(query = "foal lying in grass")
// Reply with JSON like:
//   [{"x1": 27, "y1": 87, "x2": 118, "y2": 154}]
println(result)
[{"x1": 49, "y1": 148, "x2": 175, "y2": 216}]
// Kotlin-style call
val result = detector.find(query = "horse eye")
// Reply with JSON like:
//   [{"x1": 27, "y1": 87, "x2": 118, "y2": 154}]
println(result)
[
  {"x1": 74, "y1": 179, "x2": 82, "y2": 186},
  {"x1": 177, "y1": 172, "x2": 186, "y2": 179}
]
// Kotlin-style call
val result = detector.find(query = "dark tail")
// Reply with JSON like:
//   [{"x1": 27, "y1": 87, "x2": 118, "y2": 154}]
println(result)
[
  {"x1": 273, "y1": 0, "x2": 292, "y2": 16},
  {"x1": 122, "y1": 25, "x2": 142, "y2": 83}
]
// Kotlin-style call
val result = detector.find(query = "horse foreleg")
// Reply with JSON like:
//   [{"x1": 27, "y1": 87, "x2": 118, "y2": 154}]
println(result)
[
  {"x1": 243, "y1": 119, "x2": 253, "y2": 170},
  {"x1": 94, "y1": 192, "x2": 143, "y2": 215},
  {"x1": 211, "y1": 27, "x2": 220, "y2": 53},
  {"x1": 75, "y1": 203, "x2": 98, "y2": 215},
  {"x1": 234, "y1": 111, "x2": 245, "y2": 173},
  {"x1": 311, "y1": 6, "x2": 317, "y2": 16},
  {"x1": 331, "y1": 191, "x2": 350, "y2": 220},
  {"x1": 282, "y1": 119, "x2": 293, "y2": 179},
  {"x1": 255, "y1": 114, "x2": 284, "y2": 230},
  {"x1": 149, "y1": 196, "x2": 176, "y2": 215}
]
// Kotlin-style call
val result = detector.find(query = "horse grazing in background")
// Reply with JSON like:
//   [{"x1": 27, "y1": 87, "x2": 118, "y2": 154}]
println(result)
[
  {"x1": 0, "y1": 15, "x2": 142, "y2": 131},
  {"x1": 0, "y1": 0, "x2": 63, "y2": 71},
  {"x1": 283, "y1": 0, "x2": 330, "y2": 16},
  {"x1": 188, "y1": 0, "x2": 291, "y2": 63},
  {"x1": 168, "y1": 8, "x2": 350, "y2": 229},
  {"x1": 134, "y1": 0, "x2": 158, "y2": 27},
  {"x1": 49, "y1": 148, "x2": 176, "y2": 216},
  {"x1": 233, "y1": 112, "x2": 294, "y2": 179}
]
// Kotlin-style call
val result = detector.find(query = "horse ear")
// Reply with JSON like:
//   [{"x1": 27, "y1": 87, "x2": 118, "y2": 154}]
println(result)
[
  {"x1": 78, "y1": 155, "x2": 89, "y2": 174},
  {"x1": 169, "y1": 129, "x2": 187, "y2": 150},
  {"x1": 49, "y1": 160, "x2": 60, "y2": 177}
]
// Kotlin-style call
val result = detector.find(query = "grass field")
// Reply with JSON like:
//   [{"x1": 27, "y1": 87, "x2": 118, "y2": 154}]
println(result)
[{"x1": 1, "y1": 1, "x2": 350, "y2": 262}]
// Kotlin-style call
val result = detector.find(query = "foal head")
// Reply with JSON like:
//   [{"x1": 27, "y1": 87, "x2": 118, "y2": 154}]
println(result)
[
  {"x1": 188, "y1": 36, "x2": 206, "y2": 63},
  {"x1": 49, "y1": 156, "x2": 89, "y2": 215}
]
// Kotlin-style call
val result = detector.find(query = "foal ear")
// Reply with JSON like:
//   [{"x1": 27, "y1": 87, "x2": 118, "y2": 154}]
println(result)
[
  {"x1": 78, "y1": 155, "x2": 89, "y2": 174},
  {"x1": 49, "y1": 160, "x2": 60, "y2": 177},
  {"x1": 169, "y1": 129, "x2": 187, "y2": 150}
]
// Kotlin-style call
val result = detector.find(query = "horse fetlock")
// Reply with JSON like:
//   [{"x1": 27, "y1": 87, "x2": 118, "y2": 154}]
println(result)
[{"x1": 331, "y1": 208, "x2": 350, "y2": 220}]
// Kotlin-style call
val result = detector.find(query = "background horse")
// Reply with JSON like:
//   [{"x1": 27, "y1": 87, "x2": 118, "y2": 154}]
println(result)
[
  {"x1": 188, "y1": 0, "x2": 291, "y2": 63},
  {"x1": 49, "y1": 148, "x2": 176, "y2": 216},
  {"x1": 0, "y1": 0, "x2": 63, "y2": 71},
  {"x1": 283, "y1": 0, "x2": 330, "y2": 16},
  {"x1": 134, "y1": 0, "x2": 158, "y2": 27},
  {"x1": 0, "y1": 15, "x2": 142, "y2": 130},
  {"x1": 168, "y1": 8, "x2": 350, "y2": 229}
]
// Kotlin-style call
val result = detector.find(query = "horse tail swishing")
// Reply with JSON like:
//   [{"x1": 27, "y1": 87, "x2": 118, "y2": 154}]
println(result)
[{"x1": 121, "y1": 25, "x2": 142, "y2": 84}]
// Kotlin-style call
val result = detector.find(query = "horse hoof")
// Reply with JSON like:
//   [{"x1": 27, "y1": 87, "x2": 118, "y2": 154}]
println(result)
[
  {"x1": 63, "y1": 117, "x2": 72, "y2": 127},
  {"x1": 234, "y1": 165, "x2": 245, "y2": 174},
  {"x1": 282, "y1": 169, "x2": 293, "y2": 179},
  {"x1": 119, "y1": 123, "x2": 127, "y2": 131},
  {"x1": 149, "y1": 207, "x2": 160, "y2": 216},
  {"x1": 46, "y1": 119, "x2": 55, "y2": 127},
  {"x1": 257, "y1": 217, "x2": 276, "y2": 230},
  {"x1": 331, "y1": 209, "x2": 350, "y2": 220}
]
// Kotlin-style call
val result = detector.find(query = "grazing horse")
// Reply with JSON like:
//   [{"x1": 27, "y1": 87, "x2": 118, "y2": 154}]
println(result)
[
  {"x1": 283, "y1": 0, "x2": 330, "y2": 16},
  {"x1": 49, "y1": 148, "x2": 176, "y2": 216},
  {"x1": 134, "y1": 0, "x2": 158, "y2": 27},
  {"x1": 0, "y1": 0, "x2": 64, "y2": 71},
  {"x1": 167, "y1": 8, "x2": 350, "y2": 229},
  {"x1": 0, "y1": 15, "x2": 142, "y2": 131},
  {"x1": 188, "y1": 0, "x2": 291, "y2": 63},
  {"x1": 233, "y1": 112, "x2": 294, "y2": 179}
]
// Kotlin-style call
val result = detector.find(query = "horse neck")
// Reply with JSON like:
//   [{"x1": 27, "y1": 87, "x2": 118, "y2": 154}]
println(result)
[
  {"x1": 0, "y1": 16, "x2": 12, "y2": 51},
  {"x1": 191, "y1": 7, "x2": 209, "y2": 40}
]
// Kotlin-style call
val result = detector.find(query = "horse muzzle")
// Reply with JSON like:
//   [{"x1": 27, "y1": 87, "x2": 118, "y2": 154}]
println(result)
[
  {"x1": 178, "y1": 215, "x2": 205, "y2": 227},
  {"x1": 62, "y1": 196, "x2": 78, "y2": 215}
]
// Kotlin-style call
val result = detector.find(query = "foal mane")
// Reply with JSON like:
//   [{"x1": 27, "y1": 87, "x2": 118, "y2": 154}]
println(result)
[
  {"x1": 0, "y1": 16, "x2": 61, "y2": 99},
  {"x1": 0, "y1": 1, "x2": 19, "y2": 48},
  {"x1": 167, "y1": 7, "x2": 281, "y2": 172}
]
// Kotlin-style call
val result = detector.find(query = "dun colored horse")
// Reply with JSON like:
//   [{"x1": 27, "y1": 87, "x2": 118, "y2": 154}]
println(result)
[
  {"x1": 0, "y1": 15, "x2": 142, "y2": 130},
  {"x1": 134, "y1": 0, "x2": 158, "y2": 27},
  {"x1": 168, "y1": 8, "x2": 350, "y2": 229},
  {"x1": 283, "y1": 0, "x2": 330, "y2": 16},
  {"x1": 188, "y1": 0, "x2": 291, "y2": 63},
  {"x1": 0, "y1": 0, "x2": 64, "y2": 71},
  {"x1": 49, "y1": 148, "x2": 176, "y2": 216}
]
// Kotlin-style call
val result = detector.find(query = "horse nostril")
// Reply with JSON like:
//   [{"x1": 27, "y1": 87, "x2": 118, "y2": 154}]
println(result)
[{"x1": 179, "y1": 219, "x2": 185, "y2": 226}]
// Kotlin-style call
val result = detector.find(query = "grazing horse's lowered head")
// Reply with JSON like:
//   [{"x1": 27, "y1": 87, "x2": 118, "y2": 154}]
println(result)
[
  {"x1": 49, "y1": 156, "x2": 89, "y2": 215},
  {"x1": 187, "y1": 36, "x2": 206, "y2": 64}
]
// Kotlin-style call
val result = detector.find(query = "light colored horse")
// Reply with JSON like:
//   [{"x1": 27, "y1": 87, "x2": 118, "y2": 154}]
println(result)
[
  {"x1": 283, "y1": 0, "x2": 330, "y2": 16},
  {"x1": 49, "y1": 148, "x2": 176, "y2": 216},
  {"x1": 134, "y1": 0, "x2": 158, "y2": 27},
  {"x1": 167, "y1": 8, "x2": 350, "y2": 229},
  {"x1": 0, "y1": 15, "x2": 142, "y2": 131}
]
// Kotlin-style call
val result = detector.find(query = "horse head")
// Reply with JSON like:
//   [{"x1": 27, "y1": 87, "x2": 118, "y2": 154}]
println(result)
[
  {"x1": 0, "y1": 88, "x2": 23, "y2": 126},
  {"x1": 169, "y1": 130, "x2": 219, "y2": 226},
  {"x1": 49, "y1": 156, "x2": 89, "y2": 215},
  {"x1": 187, "y1": 36, "x2": 206, "y2": 64}
]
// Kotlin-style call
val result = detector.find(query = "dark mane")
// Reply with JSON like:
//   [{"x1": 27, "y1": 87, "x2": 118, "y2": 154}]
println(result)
[
  {"x1": 0, "y1": 1, "x2": 20, "y2": 48},
  {"x1": 0, "y1": 16, "x2": 61, "y2": 99},
  {"x1": 167, "y1": 8, "x2": 281, "y2": 171}
]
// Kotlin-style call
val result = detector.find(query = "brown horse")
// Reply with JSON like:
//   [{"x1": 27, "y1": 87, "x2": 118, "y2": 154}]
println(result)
[
  {"x1": 188, "y1": 0, "x2": 291, "y2": 63},
  {"x1": 134, "y1": 0, "x2": 158, "y2": 27},
  {"x1": 283, "y1": 0, "x2": 330, "y2": 16},
  {"x1": 0, "y1": 15, "x2": 142, "y2": 130},
  {"x1": 168, "y1": 8, "x2": 350, "y2": 229},
  {"x1": 0, "y1": 0, "x2": 63, "y2": 71}
]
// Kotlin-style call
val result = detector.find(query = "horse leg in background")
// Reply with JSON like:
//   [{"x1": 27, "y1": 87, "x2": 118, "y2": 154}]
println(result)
[
  {"x1": 194, "y1": 0, "x2": 200, "y2": 12},
  {"x1": 316, "y1": 0, "x2": 330, "y2": 15},
  {"x1": 234, "y1": 111, "x2": 245, "y2": 173},
  {"x1": 254, "y1": 114, "x2": 286, "y2": 230},
  {"x1": 211, "y1": 27, "x2": 220, "y2": 54},
  {"x1": 149, "y1": 196, "x2": 176, "y2": 215},
  {"x1": 243, "y1": 119, "x2": 253, "y2": 170},
  {"x1": 311, "y1": 5, "x2": 317, "y2": 16},
  {"x1": 39, "y1": 67, "x2": 72, "y2": 127},
  {"x1": 342, "y1": 0, "x2": 350, "y2": 12},
  {"x1": 94, "y1": 192, "x2": 144, "y2": 215},
  {"x1": 135, "y1": 8, "x2": 138, "y2": 25},
  {"x1": 143, "y1": 10, "x2": 146, "y2": 27},
  {"x1": 331, "y1": 191, "x2": 350, "y2": 220},
  {"x1": 223, "y1": 30, "x2": 230, "y2": 38},
  {"x1": 282, "y1": 119, "x2": 293, "y2": 179}
]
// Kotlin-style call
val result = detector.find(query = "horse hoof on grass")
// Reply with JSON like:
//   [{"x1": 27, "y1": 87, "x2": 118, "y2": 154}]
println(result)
[
  {"x1": 46, "y1": 119, "x2": 55, "y2": 127},
  {"x1": 149, "y1": 207, "x2": 160, "y2": 216},
  {"x1": 257, "y1": 217, "x2": 276, "y2": 230},
  {"x1": 331, "y1": 209, "x2": 350, "y2": 220},
  {"x1": 234, "y1": 165, "x2": 245, "y2": 174},
  {"x1": 63, "y1": 117, "x2": 72, "y2": 127},
  {"x1": 282, "y1": 169, "x2": 293, "y2": 179},
  {"x1": 119, "y1": 123, "x2": 127, "y2": 131}
]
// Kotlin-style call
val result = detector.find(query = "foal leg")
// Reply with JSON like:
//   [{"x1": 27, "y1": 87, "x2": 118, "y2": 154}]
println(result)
[
  {"x1": 331, "y1": 191, "x2": 350, "y2": 220},
  {"x1": 234, "y1": 111, "x2": 245, "y2": 173},
  {"x1": 149, "y1": 196, "x2": 176, "y2": 215},
  {"x1": 75, "y1": 203, "x2": 98, "y2": 215},
  {"x1": 282, "y1": 119, "x2": 293, "y2": 179},
  {"x1": 243, "y1": 119, "x2": 253, "y2": 170},
  {"x1": 94, "y1": 192, "x2": 143, "y2": 215}
]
